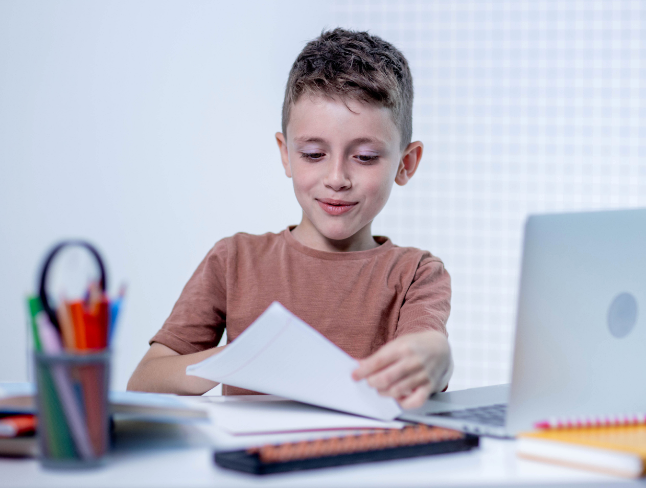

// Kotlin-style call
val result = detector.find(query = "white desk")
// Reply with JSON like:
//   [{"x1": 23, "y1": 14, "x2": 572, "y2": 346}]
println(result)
[{"x1": 1, "y1": 395, "x2": 643, "y2": 488}]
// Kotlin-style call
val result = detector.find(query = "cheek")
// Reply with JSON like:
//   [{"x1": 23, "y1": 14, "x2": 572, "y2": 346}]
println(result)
[
  {"x1": 364, "y1": 170, "x2": 395, "y2": 208},
  {"x1": 290, "y1": 164, "x2": 318, "y2": 195}
]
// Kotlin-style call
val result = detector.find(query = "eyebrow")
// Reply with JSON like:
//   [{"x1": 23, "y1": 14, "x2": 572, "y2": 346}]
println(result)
[
  {"x1": 293, "y1": 136, "x2": 386, "y2": 146},
  {"x1": 293, "y1": 137, "x2": 327, "y2": 144}
]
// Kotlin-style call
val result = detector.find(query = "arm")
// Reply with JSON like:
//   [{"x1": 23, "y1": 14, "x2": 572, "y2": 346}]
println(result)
[
  {"x1": 130, "y1": 239, "x2": 230, "y2": 395},
  {"x1": 352, "y1": 329, "x2": 453, "y2": 409},
  {"x1": 353, "y1": 255, "x2": 453, "y2": 409},
  {"x1": 127, "y1": 343, "x2": 227, "y2": 395}
]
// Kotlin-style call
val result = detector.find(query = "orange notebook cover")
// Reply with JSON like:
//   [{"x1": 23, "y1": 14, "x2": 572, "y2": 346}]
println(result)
[{"x1": 518, "y1": 424, "x2": 646, "y2": 478}]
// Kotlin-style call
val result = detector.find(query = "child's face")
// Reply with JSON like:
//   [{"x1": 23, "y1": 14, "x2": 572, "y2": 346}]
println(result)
[{"x1": 276, "y1": 95, "x2": 421, "y2": 248}]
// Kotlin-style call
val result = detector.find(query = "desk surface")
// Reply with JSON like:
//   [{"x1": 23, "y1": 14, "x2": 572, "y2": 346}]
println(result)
[{"x1": 1, "y1": 395, "x2": 643, "y2": 488}]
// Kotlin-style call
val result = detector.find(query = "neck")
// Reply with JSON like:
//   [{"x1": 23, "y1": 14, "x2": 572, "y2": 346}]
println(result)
[{"x1": 291, "y1": 217, "x2": 378, "y2": 253}]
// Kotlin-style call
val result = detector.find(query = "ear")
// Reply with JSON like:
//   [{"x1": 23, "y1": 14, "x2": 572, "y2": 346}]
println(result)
[
  {"x1": 394, "y1": 141, "x2": 423, "y2": 186},
  {"x1": 275, "y1": 132, "x2": 292, "y2": 178}
]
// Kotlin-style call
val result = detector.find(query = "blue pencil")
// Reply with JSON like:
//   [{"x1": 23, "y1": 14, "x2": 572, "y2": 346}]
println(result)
[{"x1": 108, "y1": 285, "x2": 126, "y2": 345}]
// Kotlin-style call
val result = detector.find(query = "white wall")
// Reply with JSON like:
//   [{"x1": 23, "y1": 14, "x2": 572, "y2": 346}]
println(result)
[{"x1": 0, "y1": 0, "x2": 333, "y2": 389}]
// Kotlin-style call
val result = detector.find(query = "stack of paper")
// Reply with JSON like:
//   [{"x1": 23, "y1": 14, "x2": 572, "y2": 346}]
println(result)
[
  {"x1": 198, "y1": 395, "x2": 404, "y2": 435},
  {"x1": 186, "y1": 302, "x2": 402, "y2": 421}
]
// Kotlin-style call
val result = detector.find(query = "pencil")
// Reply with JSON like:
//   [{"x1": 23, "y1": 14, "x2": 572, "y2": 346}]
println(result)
[
  {"x1": 38, "y1": 366, "x2": 76, "y2": 458},
  {"x1": 26, "y1": 296, "x2": 43, "y2": 352},
  {"x1": 108, "y1": 284, "x2": 126, "y2": 345},
  {"x1": 56, "y1": 297, "x2": 76, "y2": 351},
  {"x1": 37, "y1": 313, "x2": 95, "y2": 459},
  {"x1": 68, "y1": 301, "x2": 87, "y2": 350},
  {"x1": 80, "y1": 363, "x2": 106, "y2": 457},
  {"x1": 83, "y1": 310, "x2": 100, "y2": 350},
  {"x1": 96, "y1": 299, "x2": 109, "y2": 349}
]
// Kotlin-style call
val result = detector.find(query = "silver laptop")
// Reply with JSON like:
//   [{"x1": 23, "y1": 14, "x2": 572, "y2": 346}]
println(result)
[{"x1": 400, "y1": 209, "x2": 646, "y2": 438}]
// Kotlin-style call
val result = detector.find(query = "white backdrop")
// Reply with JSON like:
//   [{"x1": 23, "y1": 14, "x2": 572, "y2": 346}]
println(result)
[
  {"x1": 0, "y1": 0, "x2": 331, "y2": 389},
  {"x1": 336, "y1": 0, "x2": 645, "y2": 389},
  {"x1": 1, "y1": 0, "x2": 643, "y2": 392}
]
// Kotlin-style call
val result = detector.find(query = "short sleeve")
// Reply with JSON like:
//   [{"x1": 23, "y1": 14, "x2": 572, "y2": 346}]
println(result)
[
  {"x1": 149, "y1": 239, "x2": 228, "y2": 354},
  {"x1": 395, "y1": 255, "x2": 451, "y2": 337}
]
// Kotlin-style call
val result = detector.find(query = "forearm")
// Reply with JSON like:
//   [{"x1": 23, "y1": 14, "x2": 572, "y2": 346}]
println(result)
[
  {"x1": 127, "y1": 346, "x2": 225, "y2": 395},
  {"x1": 434, "y1": 333, "x2": 453, "y2": 393},
  {"x1": 424, "y1": 330, "x2": 453, "y2": 393}
]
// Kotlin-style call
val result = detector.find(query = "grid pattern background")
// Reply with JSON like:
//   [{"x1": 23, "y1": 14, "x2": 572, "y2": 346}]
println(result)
[{"x1": 333, "y1": 0, "x2": 645, "y2": 390}]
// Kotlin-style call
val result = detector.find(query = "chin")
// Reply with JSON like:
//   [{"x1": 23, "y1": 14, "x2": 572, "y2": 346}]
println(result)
[{"x1": 316, "y1": 222, "x2": 360, "y2": 242}]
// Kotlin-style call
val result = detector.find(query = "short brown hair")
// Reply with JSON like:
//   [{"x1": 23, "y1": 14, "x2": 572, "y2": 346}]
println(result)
[{"x1": 282, "y1": 28, "x2": 414, "y2": 149}]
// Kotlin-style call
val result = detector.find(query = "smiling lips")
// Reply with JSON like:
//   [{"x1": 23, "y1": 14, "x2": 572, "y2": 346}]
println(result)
[{"x1": 317, "y1": 198, "x2": 358, "y2": 216}]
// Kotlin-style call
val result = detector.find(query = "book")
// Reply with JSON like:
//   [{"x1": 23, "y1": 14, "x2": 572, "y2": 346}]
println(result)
[
  {"x1": 0, "y1": 436, "x2": 37, "y2": 458},
  {"x1": 0, "y1": 385, "x2": 209, "y2": 423},
  {"x1": 109, "y1": 391, "x2": 209, "y2": 422},
  {"x1": 0, "y1": 415, "x2": 36, "y2": 437},
  {"x1": 0, "y1": 413, "x2": 38, "y2": 458},
  {"x1": 517, "y1": 424, "x2": 646, "y2": 478}
]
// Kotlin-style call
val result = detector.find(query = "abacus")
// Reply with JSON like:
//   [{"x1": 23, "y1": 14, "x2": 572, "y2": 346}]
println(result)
[{"x1": 214, "y1": 424, "x2": 479, "y2": 475}]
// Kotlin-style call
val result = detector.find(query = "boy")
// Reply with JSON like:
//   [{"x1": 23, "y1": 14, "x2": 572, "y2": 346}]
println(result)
[{"x1": 128, "y1": 28, "x2": 453, "y2": 409}]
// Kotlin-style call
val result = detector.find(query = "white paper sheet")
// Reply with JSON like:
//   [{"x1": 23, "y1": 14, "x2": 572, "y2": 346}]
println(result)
[
  {"x1": 198, "y1": 395, "x2": 404, "y2": 435},
  {"x1": 186, "y1": 302, "x2": 402, "y2": 421}
]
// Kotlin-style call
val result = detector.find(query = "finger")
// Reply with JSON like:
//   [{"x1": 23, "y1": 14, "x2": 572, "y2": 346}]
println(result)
[
  {"x1": 398, "y1": 382, "x2": 433, "y2": 410},
  {"x1": 352, "y1": 343, "x2": 401, "y2": 381},
  {"x1": 381, "y1": 370, "x2": 429, "y2": 399},
  {"x1": 366, "y1": 358, "x2": 423, "y2": 392}
]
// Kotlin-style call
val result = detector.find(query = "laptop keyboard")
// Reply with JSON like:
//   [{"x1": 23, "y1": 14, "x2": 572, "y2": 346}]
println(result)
[{"x1": 428, "y1": 403, "x2": 507, "y2": 427}]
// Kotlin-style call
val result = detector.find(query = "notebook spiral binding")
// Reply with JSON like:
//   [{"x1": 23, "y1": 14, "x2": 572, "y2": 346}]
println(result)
[{"x1": 535, "y1": 413, "x2": 646, "y2": 430}]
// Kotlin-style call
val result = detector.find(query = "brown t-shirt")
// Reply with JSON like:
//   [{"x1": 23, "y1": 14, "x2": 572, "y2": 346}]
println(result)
[{"x1": 150, "y1": 227, "x2": 451, "y2": 395}]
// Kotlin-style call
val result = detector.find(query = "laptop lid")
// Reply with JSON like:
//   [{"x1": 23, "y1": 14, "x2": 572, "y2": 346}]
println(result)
[{"x1": 506, "y1": 209, "x2": 646, "y2": 434}]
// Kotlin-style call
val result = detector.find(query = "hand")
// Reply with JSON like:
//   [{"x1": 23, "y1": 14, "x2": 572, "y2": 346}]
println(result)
[{"x1": 352, "y1": 330, "x2": 453, "y2": 409}]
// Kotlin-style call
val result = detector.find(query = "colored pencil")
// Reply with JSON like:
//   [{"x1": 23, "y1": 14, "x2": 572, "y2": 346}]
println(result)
[
  {"x1": 38, "y1": 365, "x2": 76, "y2": 458},
  {"x1": 37, "y1": 314, "x2": 95, "y2": 459},
  {"x1": 109, "y1": 285, "x2": 126, "y2": 345},
  {"x1": 26, "y1": 296, "x2": 43, "y2": 352},
  {"x1": 68, "y1": 301, "x2": 88, "y2": 350},
  {"x1": 55, "y1": 295, "x2": 76, "y2": 350},
  {"x1": 79, "y1": 363, "x2": 106, "y2": 456}
]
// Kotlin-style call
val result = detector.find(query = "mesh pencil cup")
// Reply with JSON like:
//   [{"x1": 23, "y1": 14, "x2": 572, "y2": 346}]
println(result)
[{"x1": 34, "y1": 351, "x2": 110, "y2": 469}]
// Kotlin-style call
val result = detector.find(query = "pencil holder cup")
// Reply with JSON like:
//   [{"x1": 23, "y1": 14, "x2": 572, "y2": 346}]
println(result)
[{"x1": 34, "y1": 351, "x2": 110, "y2": 469}]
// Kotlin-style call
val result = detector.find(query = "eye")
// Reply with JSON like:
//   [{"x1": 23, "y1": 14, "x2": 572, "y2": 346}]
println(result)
[
  {"x1": 356, "y1": 154, "x2": 379, "y2": 164},
  {"x1": 300, "y1": 152, "x2": 325, "y2": 161}
]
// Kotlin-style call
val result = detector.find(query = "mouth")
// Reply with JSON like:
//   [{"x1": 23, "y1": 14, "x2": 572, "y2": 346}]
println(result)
[{"x1": 316, "y1": 198, "x2": 358, "y2": 216}]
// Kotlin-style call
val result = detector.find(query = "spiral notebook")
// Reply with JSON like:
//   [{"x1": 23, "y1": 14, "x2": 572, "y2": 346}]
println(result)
[{"x1": 518, "y1": 424, "x2": 646, "y2": 478}]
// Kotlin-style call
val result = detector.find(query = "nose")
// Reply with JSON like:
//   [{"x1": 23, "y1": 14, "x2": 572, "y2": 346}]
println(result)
[{"x1": 323, "y1": 155, "x2": 352, "y2": 191}]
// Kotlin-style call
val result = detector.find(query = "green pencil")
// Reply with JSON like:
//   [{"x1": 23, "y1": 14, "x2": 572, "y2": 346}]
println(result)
[
  {"x1": 38, "y1": 365, "x2": 77, "y2": 459},
  {"x1": 27, "y1": 296, "x2": 43, "y2": 352}
]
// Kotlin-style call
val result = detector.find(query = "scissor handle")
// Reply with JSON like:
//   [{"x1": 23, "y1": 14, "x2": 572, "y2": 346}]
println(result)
[{"x1": 38, "y1": 240, "x2": 107, "y2": 331}]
